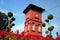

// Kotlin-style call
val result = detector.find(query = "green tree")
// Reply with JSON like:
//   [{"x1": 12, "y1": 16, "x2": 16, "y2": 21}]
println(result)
[
  {"x1": 47, "y1": 14, "x2": 53, "y2": 20},
  {"x1": 47, "y1": 14, "x2": 54, "y2": 37},
  {"x1": 8, "y1": 12, "x2": 13, "y2": 18},
  {"x1": 42, "y1": 22, "x2": 46, "y2": 27},
  {"x1": 45, "y1": 19, "x2": 49, "y2": 23},
  {"x1": 0, "y1": 11, "x2": 15, "y2": 31},
  {"x1": 0, "y1": 12, "x2": 8, "y2": 30},
  {"x1": 42, "y1": 22, "x2": 49, "y2": 35},
  {"x1": 43, "y1": 14, "x2": 54, "y2": 37},
  {"x1": 48, "y1": 26, "x2": 54, "y2": 37},
  {"x1": 45, "y1": 14, "x2": 53, "y2": 27},
  {"x1": 48, "y1": 26, "x2": 54, "y2": 33},
  {"x1": 6, "y1": 12, "x2": 15, "y2": 31},
  {"x1": 45, "y1": 30, "x2": 49, "y2": 34}
]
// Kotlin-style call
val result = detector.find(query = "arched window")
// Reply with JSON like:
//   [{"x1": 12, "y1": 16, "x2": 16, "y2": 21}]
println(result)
[
  {"x1": 25, "y1": 26, "x2": 27, "y2": 32},
  {"x1": 32, "y1": 23, "x2": 35, "y2": 31},
  {"x1": 38, "y1": 24, "x2": 41, "y2": 32},
  {"x1": 28, "y1": 24, "x2": 30, "y2": 30}
]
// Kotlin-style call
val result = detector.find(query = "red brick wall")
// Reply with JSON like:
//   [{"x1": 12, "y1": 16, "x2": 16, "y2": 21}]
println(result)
[{"x1": 24, "y1": 9, "x2": 42, "y2": 36}]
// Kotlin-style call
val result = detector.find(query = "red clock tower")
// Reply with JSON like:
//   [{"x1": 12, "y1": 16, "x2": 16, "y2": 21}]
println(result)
[{"x1": 23, "y1": 4, "x2": 45, "y2": 40}]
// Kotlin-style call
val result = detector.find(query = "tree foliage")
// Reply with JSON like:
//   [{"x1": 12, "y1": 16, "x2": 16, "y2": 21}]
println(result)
[
  {"x1": 11, "y1": 17, "x2": 15, "y2": 21},
  {"x1": 0, "y1": 11, "x2": 15, "y2": 31},
  {"x1": 45, "y1": 30, "x2": 49, "y2": 34},
  {"x1": 42, "y1": 22, "x2": 46, "y2": 27},
  {"x1": 0, "y1": 12, "x2": 8, "y2": 30},
  {"x1": 48, "y1": 26, "x2": 54, "y2": 32},
  {"x1": 47, "y1": 14, "x2": 53, "y2": 20},
  {"x1": 48, "y1": 34, "x2": 52, "y2": 38},
  {"x1": 43, "y1": 14, "x2": 54, "y2": 37},
  {"x1": 45, "y1": 19, "x2": 49, "y2": 23},
  {"x1": 11, "y1": 23, "x2": 15, "y2": 28},
  {"x1": 8, "y1": 12, "x2": 13, "y2": 18}
]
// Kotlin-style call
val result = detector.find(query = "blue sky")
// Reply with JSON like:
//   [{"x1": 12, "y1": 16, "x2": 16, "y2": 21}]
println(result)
[{"x1": 0, "y1": 0, "x2": 60, "y2": 38}]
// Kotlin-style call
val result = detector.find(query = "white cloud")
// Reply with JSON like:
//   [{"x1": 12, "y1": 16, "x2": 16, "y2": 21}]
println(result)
[{"x1": 0, "y1": 8, "x2": 8, "y2": 14}]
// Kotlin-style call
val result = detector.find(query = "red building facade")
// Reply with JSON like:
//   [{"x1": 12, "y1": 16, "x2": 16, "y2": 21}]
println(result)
[
  {"x1": 23, "y1": 4, "x2": 45, "y2": 40},
  {"x1": 0, "y1": 4, "x2": 60, "y2": 40}
]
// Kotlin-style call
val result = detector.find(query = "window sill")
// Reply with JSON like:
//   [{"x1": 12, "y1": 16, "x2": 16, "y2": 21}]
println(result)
[
  {"x1": 38, "y1": 32, "x2": 41, "y2": 33},
  {"x1": 32, "y1": 30, "x2": 35, "y2": 32}
]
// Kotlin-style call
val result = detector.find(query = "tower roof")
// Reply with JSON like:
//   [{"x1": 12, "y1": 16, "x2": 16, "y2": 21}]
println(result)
[{"x1": 23, "y1": 4, "x2": 45, "y2": 14}]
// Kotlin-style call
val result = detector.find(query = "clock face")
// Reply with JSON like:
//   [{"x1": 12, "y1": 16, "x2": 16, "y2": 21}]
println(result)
[{"x1": 35, "y1": 14, "x2": 38, "y2": 17}]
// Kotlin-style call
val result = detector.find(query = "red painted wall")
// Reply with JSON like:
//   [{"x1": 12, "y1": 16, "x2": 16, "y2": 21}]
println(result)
[{"x1": 24, "y1": 9, "x2": 42, "y2": 36}]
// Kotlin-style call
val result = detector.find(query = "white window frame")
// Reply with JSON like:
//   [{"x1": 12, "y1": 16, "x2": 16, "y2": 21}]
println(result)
[
  {"x1": 38, "y1": 24, "x2": 41, "y2": 32},
  {"x1": 32, "y1": 23, "x2": 35, "y2": 31}
]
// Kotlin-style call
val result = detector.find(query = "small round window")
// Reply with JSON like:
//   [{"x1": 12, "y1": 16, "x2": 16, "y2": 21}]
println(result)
[{"x1": 35, "y1": 14, "x2": 38, "y2": 17}]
